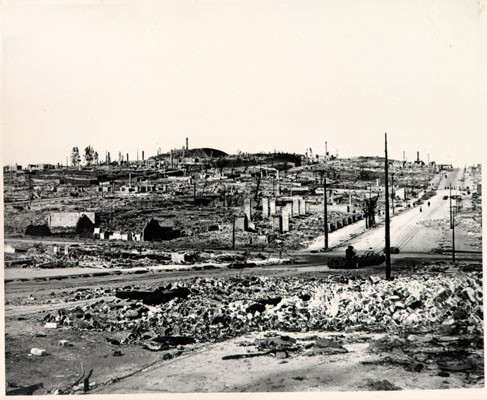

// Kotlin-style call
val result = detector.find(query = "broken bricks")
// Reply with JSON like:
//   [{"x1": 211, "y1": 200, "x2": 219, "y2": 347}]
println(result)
[{"x1": 47, "y1": 269, "x2": 482, "y2": 356}]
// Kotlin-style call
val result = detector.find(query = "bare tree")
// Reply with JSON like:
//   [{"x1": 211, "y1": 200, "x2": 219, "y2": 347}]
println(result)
[
  {"x1": 362, "y1": 195, "x2": 379, "y2": 229},
  {"x1": 71, "y1": 147, "x2": 81, "y2": 166},
  {"x1": 84, "y1": 146, "x2": 95, "y2": 166}
]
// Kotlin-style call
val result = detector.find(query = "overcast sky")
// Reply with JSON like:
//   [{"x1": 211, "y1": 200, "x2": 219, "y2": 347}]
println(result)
[{"x1": 2, "y1": 0, "x2": 486, "y2": 167}]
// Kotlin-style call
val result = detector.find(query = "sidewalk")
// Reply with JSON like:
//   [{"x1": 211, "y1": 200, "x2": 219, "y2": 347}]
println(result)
[{"x1": 305, "y1": 214, "x2": 389, "y2": 252}]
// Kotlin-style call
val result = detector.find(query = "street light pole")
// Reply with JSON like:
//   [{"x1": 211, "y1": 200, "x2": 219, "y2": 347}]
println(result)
[
  {"x1": 324, "y1": 176, "x2": 329, "y2": 249},
  {"x1": 384, "y1": 133, "x2": 392, "y2": 280}
]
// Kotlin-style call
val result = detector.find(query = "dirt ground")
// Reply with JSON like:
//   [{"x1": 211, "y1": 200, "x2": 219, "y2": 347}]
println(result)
[
  {"x1": 4, "y1": 260, "x2": 484, "y2": 395},
  {"x1": 91, "y1": 330, "x2": 481, "y2": 393}
]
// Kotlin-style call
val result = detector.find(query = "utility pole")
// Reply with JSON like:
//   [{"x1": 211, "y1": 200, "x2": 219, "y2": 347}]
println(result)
[
  {"x1": 384, "y1": 133, "x2": 392, "y2": 280},
  {"x1": 323, "y1": 176, "x2": 329, "y2": 249},
  {"x1": 391, "y1": 173, "x2": 395, "y2": 215},
  {"x1": 232, "y1": 216, "x2": 236, "y2": 250},
  {"x1": 450, "y1": 186, "x2": 455, "y2": 263}
]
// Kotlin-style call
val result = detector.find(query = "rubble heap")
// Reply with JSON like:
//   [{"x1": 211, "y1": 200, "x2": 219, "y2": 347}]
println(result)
[{"x1": 44, "y1": 268, "x2": 483, "y2": 349}]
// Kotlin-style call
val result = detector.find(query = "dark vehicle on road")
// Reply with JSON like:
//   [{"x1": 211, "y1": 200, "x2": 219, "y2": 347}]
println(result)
[
  {"x1": 327, "y1": 257, "x2": 348, "y2": 269},
  {"x1": 443, "y1": 195, "x2": 449, "y2": 200},
  {"x1": 383, "y1": 246, "x2": 400, "y2": 254},
  {"x1": 328, "y1": 251, "x2": 385, "y2": 269},
  {"x1": 357, "y1": 251, "x2": 385, "y2": 268}
]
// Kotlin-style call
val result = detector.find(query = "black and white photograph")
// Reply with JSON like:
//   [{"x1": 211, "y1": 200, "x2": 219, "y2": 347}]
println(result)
[{"x1": 2, "y1": 0, "x2": 485, "y2": 397}]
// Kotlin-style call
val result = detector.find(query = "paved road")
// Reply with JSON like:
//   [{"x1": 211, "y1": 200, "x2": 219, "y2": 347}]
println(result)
[{"x1": 307, "y1": 169, "x2": 467, "y2": 255}]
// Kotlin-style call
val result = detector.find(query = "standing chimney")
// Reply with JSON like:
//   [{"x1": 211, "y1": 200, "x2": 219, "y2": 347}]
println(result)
[
  {"x1": 127, "y1": 153, "x2": 129, "y2": 164},
  {"x1": 186, "y1": 137, "x2": 189, "y2": 150},
  {"x1": 417, "y1": 151, "x2": 420, "y2": 162},
  {"x1": 325, "y1": 141, "x2": 328, "y2": 156}
]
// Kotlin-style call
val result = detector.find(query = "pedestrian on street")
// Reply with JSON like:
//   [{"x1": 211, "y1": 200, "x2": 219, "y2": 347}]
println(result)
[
  {"x1": 345, "y1": 245, "x2": 357, "y2": 269},
  {"x1": 420, "y1": 206, "x2": 422, "y2": 212},
  {"x1": 427, "y1": 201, "x2": 430, "y2": 207}
]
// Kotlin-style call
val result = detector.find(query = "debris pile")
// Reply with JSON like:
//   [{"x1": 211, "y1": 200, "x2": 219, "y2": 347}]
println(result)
[
  {"x1": 44, "y1": 268, "x2": 483, "y2": 351},
  {"x1": 4, "y1": 241, "x2": 292, "y2": 270},
  {"x1": 306, "y1": 272, "x2": 483, "y2": 334},
  {"x1": 361, "y1": 329, "x2": 484, "y2": 381}
]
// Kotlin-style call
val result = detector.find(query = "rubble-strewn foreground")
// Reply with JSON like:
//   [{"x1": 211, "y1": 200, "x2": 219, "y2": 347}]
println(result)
[
  {"x1": 20, "y1": 263, "x2": 481, "y2": 393},
  {"x1": 46, "y1": 266, "x2": 483, "y2": 342}
]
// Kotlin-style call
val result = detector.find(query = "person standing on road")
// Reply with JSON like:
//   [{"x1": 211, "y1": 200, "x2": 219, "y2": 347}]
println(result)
[
  {"x1": 345, "y1": 245, "x2": 357, "y2": 268},
  {"x1": 427, "y1": 201, "x2": 430, "y2": 207}
]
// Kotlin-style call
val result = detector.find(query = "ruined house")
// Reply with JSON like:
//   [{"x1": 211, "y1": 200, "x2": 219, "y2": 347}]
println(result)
[
  {"x1": 76, "y1": 214, "x2": 95, "y2": 237},
  {"x1": 142, "y1": 218, "x2": 181, "y2": 241},
  {"x1": 25, "y1": 224, "x2": 51, "y2": 237}
]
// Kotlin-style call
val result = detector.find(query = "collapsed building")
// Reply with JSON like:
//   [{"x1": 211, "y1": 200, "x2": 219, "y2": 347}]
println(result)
[
  {"x1": 47, "y1": 212, "x2": 97, "y2": 237},
  {"x1": 24, "y1": 224, "x2": 51, "y2": 237},
  {"x1": 142, "y1": 219, "x2": 182, "y2": 241}
]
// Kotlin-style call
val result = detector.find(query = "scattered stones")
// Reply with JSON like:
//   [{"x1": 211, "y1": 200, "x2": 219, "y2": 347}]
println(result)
[
  {"x1": 30, "y1": 348, "x2": 47, "y2": 356},
  {"x1": 246, "y1": 303, "x2": 266, "y2": 314},
  {"x1": 364, "y1": 379, "x2": 402, "y2": 391},
  {"x1": 46, "y1": 269, "x2": 483, "y2": 358},
  {"x1": 437, "y1": 359, "x2": 475, "y2": 372},
  {"x1": 115, "y1": 287, "x2": 191, "y2": 306},
  {"x1": 305, "y1": 338, "x2": 348, "y2": 356}
]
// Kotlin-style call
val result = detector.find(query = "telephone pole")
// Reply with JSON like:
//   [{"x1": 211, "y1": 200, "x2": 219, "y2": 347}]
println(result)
[
  {"x1": 391, "y1": 173, "x2": 395, "y2": 215},
  {"x1": 384, "y1": 133, "x2": 392, "y2": 280},
  {"x1": 324, "y1": 176, "x2": 329, "y2": 249},
  {"x1": 450, "y1": 186, "x2": 455, "y2": 263}
]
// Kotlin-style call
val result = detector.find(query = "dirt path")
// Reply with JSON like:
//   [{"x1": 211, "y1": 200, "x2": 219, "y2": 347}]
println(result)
[{"x1": 91, "y1": 330, "x2": 479, "y2": 393}]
